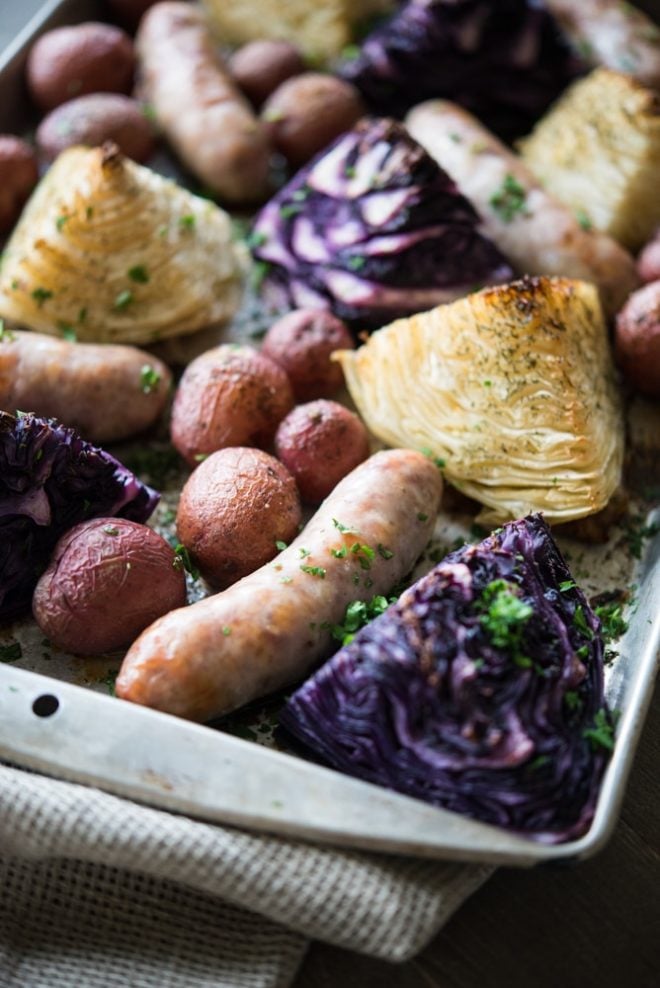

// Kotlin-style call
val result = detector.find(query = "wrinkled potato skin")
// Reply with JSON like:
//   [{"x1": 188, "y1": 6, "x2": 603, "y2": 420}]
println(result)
[
  {"x1": 261, "y1": 309, "x2": 355, "y2": 402},
  {"x1": 229, "y1": 40, "x2": 305, "y2": 108},
  {"x1": 0, "y1": 136, "x2": 38, "y2": 233},
  {"x1": 176, "y1": 447, "x2": 302, "y2": 589},
  {"x1": 37, "y1": 93, "x2": 155, "y2": 163},
  {"x1": 27, "y1": 22, "x2": 135, "y2": 112},
  {"x1": 32, "y1": 518, "x2": 187, "y2": 655},
  {"x1": 637, "y1": 230, "x2": 660, "y2": 285},
  {"x1": 615, "y1": 280, "x2": 660, "y2": 396},
  {"x1": 171, "y1": 344, "x2": 294, "y2": 466},
  {"x1": 0, "y1": 330, "x2": 171, "y2": 444},
  {"x1": 275, "y1": 400, "x2": 370, "y2": 503},
  {"x1": 261, "y1": 73, "x2": 365, "y2": 167}
]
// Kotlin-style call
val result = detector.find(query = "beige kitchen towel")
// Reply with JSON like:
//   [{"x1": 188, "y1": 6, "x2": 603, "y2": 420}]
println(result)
[{"x1": 0, "y1": 762, "x2": 492, "y2": 987}]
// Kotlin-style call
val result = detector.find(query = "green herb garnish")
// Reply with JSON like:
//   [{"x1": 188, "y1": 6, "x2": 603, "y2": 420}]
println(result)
[
  {"x1": 300, "y1": 564, "x2": 326, "y2": 578},
  {"x1": 275, "y1": 540, "x2": 288, "y2": 551},
  {"x1": 0, "y1": 320, "x2": 15, "y2": 342},
  {"x1": 31, "y1": 287, "x2": 53, "y2": 307},
  {"x1": 179, "y1": 214, "x2": 196, "y2": 231},
  {"x1": 489, "y1": 174, "x2": 527, "y2": 222},
  {"x1": 594, "y1": 601, "x2": 628, "y2": 643},
  {"x1": 140, "y1": 364, "x2": 161, "y2": 394},
  {"x1": 173, "y1": 544, "x2": 199, "y2": 580},
  {"x1": 583, "y1": 708, "x2": 616, "y2": 752},
  {"x1": 128, "y1": 265, "x2": 150, "y2": 284},
  {"x1": 0, "y1": 642, "x2": 22, "y2": 663},
  {"x1": 114, "y1": 289, "x2": 133, "y2": 310}
]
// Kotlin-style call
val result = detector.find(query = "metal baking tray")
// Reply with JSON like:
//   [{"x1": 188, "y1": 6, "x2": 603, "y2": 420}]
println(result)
[{"x1": 1, "y1": 0, "x2": 659, "y2": 867}]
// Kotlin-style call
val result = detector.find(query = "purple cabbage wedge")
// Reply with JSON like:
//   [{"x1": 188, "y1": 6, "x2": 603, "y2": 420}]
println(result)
[
  {"x1": 250, "y1": 118, "x2": 513, "y2": 330},
  {"x1": 280, "y1": 515, "x2": 614, "y2": 844},
  {"x1": 339, "y1": 0, "x2": 583, "y2": 141},
  {"x1": 0, "y1": 411, "x2": 159, "y2": 620}
]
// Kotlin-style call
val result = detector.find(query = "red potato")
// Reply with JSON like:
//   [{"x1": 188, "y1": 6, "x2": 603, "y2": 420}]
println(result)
[
  {"x1": 637, "y1": 229, "x2": 660, "y2": 284},
  {"x1": 261, "y1": 73, "x2": 365, "y2": 167},
  {"x1": 176, "y1": 447, "x2": 302, "y2": 589},
  {"x1": 27, "y1": 22, "x2": 135, "y2": 112},
  {"x1": 32, "y1": 518, "x2": 187, "y2": 655},
  {"x1": 260, "y1": 309, "x2": 355, "y2": 401},
  {"x1": 615, "y1": 280, "x2": 660, "y2": 397},
  {"x1": 136, "y1": 2, "x2": 272, "y2": 203},
  {"x1": 0, "y1": 136, "x2": 38, "y2": 233},
  {"x1": 275, "y1": 400, "x2": 370, "y2": 504},
  {"x1": 36, "y1": 93, "x2": 155, "y2": 164},
  {"x1": 116, "y1": 449, "x2": 443, "y2": 721},
  {"x1": 0, "y1": 330, "x2": 171, "y2": 444},
  {"x1": 229, "y1": 40, "x2": 305, "y2": 108},
  {"x1": 170, "y1": 344, "x2": 294, "y2": 466}
]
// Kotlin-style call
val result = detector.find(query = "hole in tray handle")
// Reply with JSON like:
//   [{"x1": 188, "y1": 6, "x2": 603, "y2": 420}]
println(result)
[{"x1": 32, "y1": 694, "x2": 60, "y2": 718}]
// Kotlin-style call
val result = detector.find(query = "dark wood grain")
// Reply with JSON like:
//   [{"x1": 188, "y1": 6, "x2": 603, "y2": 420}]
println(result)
[{"x1": 294, "y1": 683, "x2": 660, "y2": 988}]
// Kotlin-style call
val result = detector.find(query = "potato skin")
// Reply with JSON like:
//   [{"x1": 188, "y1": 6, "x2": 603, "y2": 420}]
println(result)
[
  {"x1": 171, "y1": 344, "x2": 294, "y2": 466},
  {"x1": 36, "y1": 93, "x2": 155, "y2": 163},
  {"x1": 176, "y1": 447, "x2": 302, "y2": 589},
  {"x1": 615, "y1": 280, "x2": 660, "y2": 396},
  {"x1": 261, "y1": 73, "x2": 365, "y2": 167},
  {"x1": 637, "y1": 229, "x2": 660, "y2": 284},
  {"x1": 261, "y1": 309, "x2": 355, "y2": 402},
  {"x1": 275, "y1": 400, "x2": 370, "y2": 503},
  {"x1": 0, "y1": 136, "x2": 38, "y2": 233},
  {"x1": 32, "y1": 518, "x2": 187, "y2": 655},
  {"x1": 0, "y1": 330, "x2": 172, "y2": 444},
  {"x1": 27, "y1": 22, "x2": 135, "y2": 113},
  {"x1": 229, "y1": 40, "x2": 305, "y2": 108}
]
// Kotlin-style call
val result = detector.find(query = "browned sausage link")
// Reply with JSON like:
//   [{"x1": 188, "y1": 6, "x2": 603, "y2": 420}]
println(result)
[
  {"x1": 0, "y1": 330, "x2": 171, "y2": 443},
  {"x1": 545, "y1": 0, "x2": 660, "y2": 89},
  {"x1": 116, "y1": 449, "x2": 444, "y2": 722},
  {"x1": 136, "y1": 2, "x2": 271, "y2": 203}
]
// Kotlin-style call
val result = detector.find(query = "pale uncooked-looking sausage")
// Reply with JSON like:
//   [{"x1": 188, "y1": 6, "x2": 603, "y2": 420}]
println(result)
[{"x1": 116, "y1": 448, "x2": 443, "y2": 721}]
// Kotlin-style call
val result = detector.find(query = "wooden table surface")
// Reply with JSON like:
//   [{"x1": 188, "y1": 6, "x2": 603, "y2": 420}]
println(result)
[{"x1": 296, "y1": 683, "x2": 660, "y2": 988}]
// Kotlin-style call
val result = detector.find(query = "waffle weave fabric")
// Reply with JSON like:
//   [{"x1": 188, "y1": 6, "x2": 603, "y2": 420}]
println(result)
[{"x1": 0, "y1": 763, "x2": 491, "y2": 987}]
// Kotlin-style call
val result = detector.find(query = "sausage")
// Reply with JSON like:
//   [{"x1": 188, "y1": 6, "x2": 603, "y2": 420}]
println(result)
[
  {"x1": 116, "y1": 448, "x2": 443, "y2": 721},
  {"x1": 136, "y1": 2, "x2": 271, "y2": 203},
  {"x1": 544, "y1": 0, "x2": 660, "y2": 90},
  {"x1": 0, "y1": 329, "x2": 171, "y2": 443},
  {"x1": 405, "y1": 100, "x2": 639, "y2": 318}
]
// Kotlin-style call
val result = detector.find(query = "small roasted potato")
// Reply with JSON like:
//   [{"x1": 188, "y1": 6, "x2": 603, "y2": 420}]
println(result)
[
  {"x1": 0, "y1": 136, "x2": 38, "y2": 233},
  {"x1": 36, "y1": 94, "x2": 155, "y2": 163},
  {"x1": 32, "y1": 518, "x2": 187, "y2": 655},
  {"x1": 637, "y1": 229, "x2": 660, "y2": 285},
  {"x1": 275, "y1": 399, "x2": 370, "y2": 503},
  {"x1": 27, "y1": 22, "x2": 135, "y2": 113},
  {"x1": 261, "y1": 72, "x2": 365, "y2": 167},
  {"x1": 260, "y1": 308, "x2": 355, "y2": 402},
  {"x1": 229, "y1": 40, "x2": 305, "y2": 108},
  {"x1": 171, "y1": 344, "x2": 294, "y2": 466},
  {"x1": 176, "y1": 446, "x2": 302, "y2": 589},
  {"x1": 615, "y1": 280, "x2": 660, "y2": 397},
  {"x1": 0, "y1": 330, "x2": 172, "y2": 444}
]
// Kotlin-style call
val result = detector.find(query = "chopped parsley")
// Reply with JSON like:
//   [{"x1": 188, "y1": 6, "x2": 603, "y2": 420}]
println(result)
[
  {"x1": 575, "y1": 208, "x2": 593, "y2": 231},
  {"x1": 55, "y1": 215, "x2": 69, "y2": 232},
  {"x1": 102, "y1": 525, "x2": 119, "y2": 536},
  {"x1": 420, "y1": 446, "x2": 446, "y2": 469},
  {"x1": 417, "y1": 512, "x2": 429, "y2": 522},
  {"x1": 275, "y1": 540, "x2": 288, "y2": 551},
  {"x1": 246, "y1": 230, "x2": 268, "y2": 249},
  {"x1": 573, "y1": 604, "x2": 593, "y2": 637},
  {"x1": 222, "y1": 626, "x2": 232, "y2": 636},
  {"x1": 57, "y1": 322, "x2": 77, "y2": 342},
  {"x1": 279, "y1": 203, "x2": 302, "y2": 219},
  {"x1": 114, "y1": 289, "x2": 133, "y2": 310},
  {"x1": 0, "y1": 642, "x2": 22, "y2": 663},
  {"x1": 350, "y1": 542, "x2": 375, "y2": 570},
  {"x1": 326, "y1": 594, "x2": 394, "y2": 646},
  {"x1": 559, "y1": 580, "x2": 577, "y2": 592},
  {"x1": 128, "y1": 265, "x2": 150, "y2": 284},
  {"x1": 31, "y1": 287, "x2": 53, "y2": 307},
  {"x1": 299, "y1": 547, "x2": 311, "y2": 558},
  {"x1": 172, "y1": 544, "x2": 200, "y2": 580},
  {"x1": 332, "y1": 518, "x2": 359, "y2": 534},
  {"x1": 489, "y1": 174, "x2": 527, "y2": 222},
  {"x1": 300, "y1": 564, "x2": 326, "y2": 578},
  {"x1": 477, "y1": 579, "x2": 533, "y2": 668},
  {"x1": 0, "y1": 320, "x2": 15, "y2": 342},
  {"x1": 140, "y1": 364, "x2": 161, "y2": 394},
  {"x1": 179, "y1": 214, "x2": 196, "y2": 231},
  {"x1": 594, "y1": 601, "x2": 628, "y2": 643},
  {"x1": 583, "y1": 708, "x2": 616, "y2": 752},
  {"x1": 330, "y1": 545, "x2": 348, "y2": 558},
  {"x1": 347, "y1": 256, "x2": 366, "y2": 271},
  {"x1": 377, "y1": 543, "x2": 394, "y2": 559}
]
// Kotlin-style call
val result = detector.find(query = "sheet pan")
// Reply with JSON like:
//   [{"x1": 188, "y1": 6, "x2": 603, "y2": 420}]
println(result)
[{"x1": 0, "y1": 0, "x2": 659, "y2": 866}]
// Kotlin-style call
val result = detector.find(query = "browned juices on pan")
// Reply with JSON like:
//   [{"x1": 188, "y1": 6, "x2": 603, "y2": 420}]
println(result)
[
  {"x1": 136, "y1": 2, "x2": 271, "y2": 203},
  {"x1": 116, "y1": 449, "x2": 443, "y2": 722}
]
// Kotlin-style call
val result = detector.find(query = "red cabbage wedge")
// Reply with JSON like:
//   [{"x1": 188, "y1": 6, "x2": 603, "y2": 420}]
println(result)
[
  {"x1": 0, "y1": 411, "x2": 159, "y2": 620},
  {"x1": 280, "y1": 515, "x2": 614, "y2": 844},
  {"x1": 339, "y1": 0, "x2": 584, "y2": 141},
  {"x1": 250, "y1": 118, "x2": 513, "y2": 330}
]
